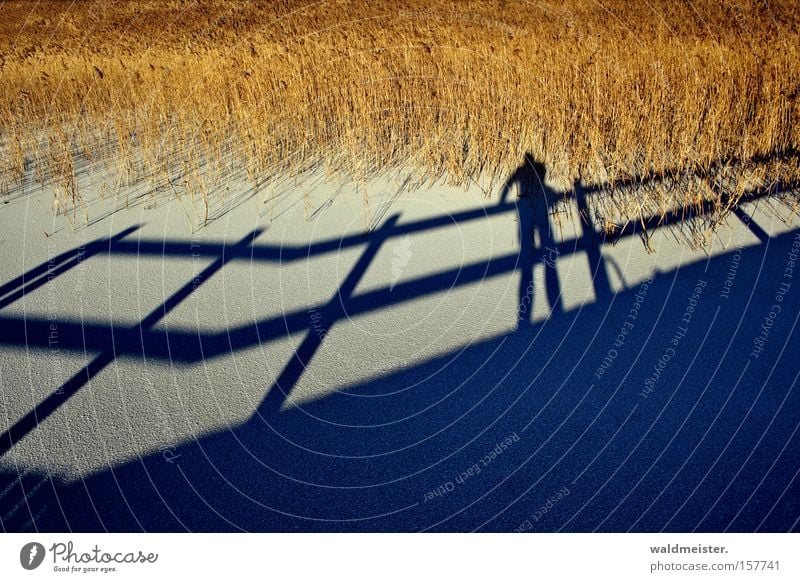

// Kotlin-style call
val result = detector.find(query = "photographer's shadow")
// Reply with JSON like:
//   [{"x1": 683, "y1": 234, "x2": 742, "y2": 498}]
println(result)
[{"x1": 500, "y1": 153, "x2": 614, "y2": 328}]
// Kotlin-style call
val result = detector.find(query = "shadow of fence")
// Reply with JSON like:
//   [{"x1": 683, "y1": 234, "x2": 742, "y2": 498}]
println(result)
[{"x1": 1, "y1": 160, "x2": 799, "y2": 532}]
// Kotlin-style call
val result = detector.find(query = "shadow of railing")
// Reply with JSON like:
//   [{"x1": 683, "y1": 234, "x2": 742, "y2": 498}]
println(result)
[
  {"x1": 1, "y1": 157, "x2": 799, "y2": 532},
  {"x1": 0, "y1": 159, "x2": 793, "y2": 455}
]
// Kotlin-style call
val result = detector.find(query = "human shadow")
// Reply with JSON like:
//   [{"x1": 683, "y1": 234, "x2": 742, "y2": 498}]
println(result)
[
  {"x1": 500, "y1": 153, "x2": 562, "y2": 326},
  {"x1": 500, "y1": 153, "x2": 618, "y2": 326}
]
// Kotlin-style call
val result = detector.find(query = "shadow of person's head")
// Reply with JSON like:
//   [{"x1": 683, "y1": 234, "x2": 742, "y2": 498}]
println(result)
[
  {"x1": 523, "y1": 152, "x2": 546, "y2": 182},
  {"x1": 499, "y1": 151, "x2": 549, "y2": 203},
  {"x1": 515, "y1": 152, "x2": 547, "y2": 199}
]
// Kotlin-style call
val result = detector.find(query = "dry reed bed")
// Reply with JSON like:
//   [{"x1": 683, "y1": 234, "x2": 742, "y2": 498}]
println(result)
[{"x1": 1, "y1": 0, "x2": 799, "y2": 233}]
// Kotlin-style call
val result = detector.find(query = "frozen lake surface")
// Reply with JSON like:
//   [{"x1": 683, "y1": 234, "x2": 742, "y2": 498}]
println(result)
[{"x1": 1, "y1": 166, "x2": 799, "y2": 532}]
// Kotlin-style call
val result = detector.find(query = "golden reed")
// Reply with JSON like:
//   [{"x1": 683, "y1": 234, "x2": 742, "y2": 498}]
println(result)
[{"x1": 1, "y1": 0, "x2": 798, "y2": 231}]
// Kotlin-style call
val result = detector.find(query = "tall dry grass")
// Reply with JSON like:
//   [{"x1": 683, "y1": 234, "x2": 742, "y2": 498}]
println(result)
[{"x1": 1, "y1": 0, "x2": 799, "y2": 230}]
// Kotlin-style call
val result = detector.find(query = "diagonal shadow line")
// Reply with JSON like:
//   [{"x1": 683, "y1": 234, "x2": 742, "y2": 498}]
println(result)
[
  {"x1": 0, "y1": 226, "x2": 141, "y2": 310},
  {"x1": 733, "y1": 206, "x2": 771, "y2": 242},
  {"x1": 0, "y1": 228, "x2": 264, "y2": 458},
  {"x1": 256, "y1": 214, "x2": 401, "y2": 417}
]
